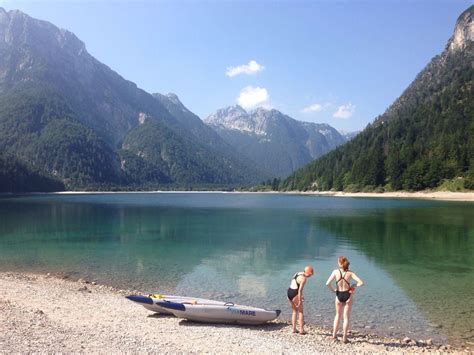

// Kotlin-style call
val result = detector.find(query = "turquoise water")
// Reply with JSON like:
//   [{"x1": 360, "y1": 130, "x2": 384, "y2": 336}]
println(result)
[{"x1": 0, "y1": 193, "x2": 473, "y2": 345}]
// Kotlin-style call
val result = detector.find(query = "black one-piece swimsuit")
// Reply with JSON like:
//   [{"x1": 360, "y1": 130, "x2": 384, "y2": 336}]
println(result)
[
  {"x1": 287, "y1": 272, "x2": 303, "y2": 300},
  {"x1": 336, "y1": 270, "x2": 351, "y2": 303}
]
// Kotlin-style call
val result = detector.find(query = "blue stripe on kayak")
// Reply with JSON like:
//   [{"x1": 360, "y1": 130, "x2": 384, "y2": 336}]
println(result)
[
  {"x1": 157, "y1": 300, "x2": 186, "y2": 311},
  {"x1": 126, "y1": 295, "x2": 153, "y2": 305},
  {"x1": 276, "y1": 310, "x2": 281, "y2": 317}
]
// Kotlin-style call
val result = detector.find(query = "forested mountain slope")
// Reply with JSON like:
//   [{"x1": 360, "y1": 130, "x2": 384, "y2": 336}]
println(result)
[
  {"x1": 0, "y1": 8, "x2": 265, "y2": 190},
  {"x1": 0, "y1": 152, "x2": 64, "y2": 192},
  {"x1": 281, "y1": 6, "x2": 474, "y2": 192}
]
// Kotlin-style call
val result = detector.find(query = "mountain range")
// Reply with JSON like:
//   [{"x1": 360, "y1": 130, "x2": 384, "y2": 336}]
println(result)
[
  {"x1": 1, "y1": 6, "x2": 472, "y2": 193},
  {"x1": 0, "y1": 7, "x2": 351, "y2": 191},
  {"x1": 205, "y1": 105, "x2": 350, "y2": 177},
  {"x1": 281, "y1": 5, "x2": 473, "y2": 192},
  {"x1": 0, "y1": 8, "x2": 262, "y2": 190}
]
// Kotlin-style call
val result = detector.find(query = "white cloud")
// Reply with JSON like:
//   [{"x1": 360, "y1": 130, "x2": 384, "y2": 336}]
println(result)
[
  {"x1": 226, "y1": 60, "x2": 265, "y2": 77},
  {"x1": 237, "y1": 86, "x2": 270, "y2": 109},
  {"x1": 301, "y1": 103, "x2": 323, "y2": 113},
  {"x1": 333, "y1": 103, "x2": 355, "y2": 119}
]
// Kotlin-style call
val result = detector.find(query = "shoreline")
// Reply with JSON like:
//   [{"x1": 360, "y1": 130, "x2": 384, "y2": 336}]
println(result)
[
  {"x1": 1, "y1": 190, "x2": 473, "y2": 202},
  {"x1": 0, "y1": 271, "x2": 464, "y2": 353},
  {"x1": 289, "y1": 190, "x2": 474, "y2": 202}
]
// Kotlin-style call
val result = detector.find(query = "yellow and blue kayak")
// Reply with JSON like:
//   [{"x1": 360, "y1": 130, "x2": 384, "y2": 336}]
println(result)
[
  {"x1": 126, "y1": 294, "x2": 281, "y2": 324},
  {"x1": 126, "y1": 294, "x2": 225, "y2": 314},
  {"x1": 159, "y1": 300, "x2": 281, "y2": 325}
]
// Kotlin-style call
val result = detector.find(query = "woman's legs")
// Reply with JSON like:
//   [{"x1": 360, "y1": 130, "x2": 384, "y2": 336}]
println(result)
[
  {"x1": 342, "y1": 298, "x2": 353, "y2": 342},
  {"x1": 288, "y1": 298, "x2": 298, "y2": 333},
  {"x1": 298, "y1": 301, "x2": 305, "y2": 334},
  {"x1": 333, "y1": 298, "x2": 344, "y2": 338}
]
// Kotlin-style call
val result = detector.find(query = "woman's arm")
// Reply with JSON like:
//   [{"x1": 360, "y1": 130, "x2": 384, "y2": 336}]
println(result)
[
  {"x1": 296, "y1": 276, "x2": 307, "y2": 306},
  {"x1": 351, "y1": 272, "x2": 364, "y2": 287},
  {"x1": 325, "y1": 270, "x2": 336, "y2": 293}
]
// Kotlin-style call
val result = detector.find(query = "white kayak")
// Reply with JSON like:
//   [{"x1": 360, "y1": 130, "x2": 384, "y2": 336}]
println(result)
[
  {"x1": 159, "y1": 301, "x2": 281, "y2": 325},
  {"x1": 126, "y1": 294, "x2": 226, "y2": 314}
]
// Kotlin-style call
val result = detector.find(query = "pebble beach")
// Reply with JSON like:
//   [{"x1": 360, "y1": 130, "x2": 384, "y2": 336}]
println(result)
[{"x1": 0, "y1": 272, "x2": 468, "y2": 353}]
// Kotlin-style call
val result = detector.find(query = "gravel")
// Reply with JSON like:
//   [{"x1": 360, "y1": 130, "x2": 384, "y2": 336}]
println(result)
[{"x1": 0, "y1": 272, "x2": 465, "y2": 353}]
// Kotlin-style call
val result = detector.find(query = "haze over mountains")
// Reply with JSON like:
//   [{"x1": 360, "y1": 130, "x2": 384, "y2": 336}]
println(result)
[
  {"x1": 0, "y1": 7, "x2": 354, "y2": 191},
  {"x1": 282, "y1": 5, "x2": 474, "y2": 192},
  {"x1": 0, "y1": 5, "x2": 472, "y2": 193},
  {"x1": 205, "y1": 105, "x2": 350, "y2": 177}
]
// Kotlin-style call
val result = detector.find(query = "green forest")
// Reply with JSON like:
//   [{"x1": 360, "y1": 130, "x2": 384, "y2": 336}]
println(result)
[
  {"x1": 0, "y1": 152, "x2": 64, "y2": 192},
  {"x1": 0, "y1": 87, "x2": 121, "y2": 189},
  {"x1": 280, "y1": 42, "x2": 473, "y2": 192},
  {"x1": 1, "y1": 6, "x2": 472, "y2": 193},
  {"x1": 0, "y1": 87, "x2": 259, "y2": 191}
]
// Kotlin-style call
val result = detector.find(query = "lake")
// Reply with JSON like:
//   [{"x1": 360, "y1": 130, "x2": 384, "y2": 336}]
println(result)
[{"x1": 0, "y1": 192, "x2": 472, "y2": 345}]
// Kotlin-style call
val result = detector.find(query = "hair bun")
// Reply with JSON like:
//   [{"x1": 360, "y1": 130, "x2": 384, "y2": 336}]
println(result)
[{"x1": 338, "y1": 256, "x2": 350, "y2": 271}]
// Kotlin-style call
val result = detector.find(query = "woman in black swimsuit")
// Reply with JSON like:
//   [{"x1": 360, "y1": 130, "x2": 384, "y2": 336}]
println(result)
[
  {"x1": 287, "y1": 265, "x2": 314, "y2": 334},
  {"x1": 325, "y1": 256, "x2": 364, "y2": 343}
]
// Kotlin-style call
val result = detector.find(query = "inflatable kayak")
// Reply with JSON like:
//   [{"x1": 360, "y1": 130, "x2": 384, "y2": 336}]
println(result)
[
  {"x1": 159, "y1": 301, "x2": 281, "y2": 325},
  {"x1": 126, "y1": 294, "x2": 225, "y2": 314}
]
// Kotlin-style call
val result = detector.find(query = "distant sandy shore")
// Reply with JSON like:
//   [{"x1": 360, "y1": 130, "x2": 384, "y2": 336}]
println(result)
[
  {"x1": 50, "y1": 190, "x2": 474, "y2": 202},
  {"x1": 1, "y1": 190, "x2": 471, "y2": 202},
  {"x1": 292, "y1": 190, "x2": 474, "y2": 202},
  {"x1": 0, "y1": 272, "x2": 462, "y2": 353}
]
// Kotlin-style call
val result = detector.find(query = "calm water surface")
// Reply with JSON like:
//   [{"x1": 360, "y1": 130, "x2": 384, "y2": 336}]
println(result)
[{"x1": 0, "y1": 193, "x2": 472, "y2": 345}]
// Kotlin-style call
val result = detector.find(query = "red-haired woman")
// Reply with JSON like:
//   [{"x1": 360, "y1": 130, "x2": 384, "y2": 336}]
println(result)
[
  {"x1": 326, "y1": 256, "x2": 364, "y2": 343},
  {"x1": 287, "y1": 265, "x2": 314, "y2": 334}
]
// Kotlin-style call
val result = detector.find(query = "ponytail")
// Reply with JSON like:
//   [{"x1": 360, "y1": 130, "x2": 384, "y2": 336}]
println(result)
[{"x1": 338, "y1": 256, "x2": 350, "y2": 271}]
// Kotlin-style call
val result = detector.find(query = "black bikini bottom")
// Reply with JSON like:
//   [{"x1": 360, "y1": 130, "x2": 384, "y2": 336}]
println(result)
[
  {"x1": 336, "y1": 290, "x2": 351, "y2": 303},
  {"x1": 287, "y1": 288, "x2": 298, "y2": 300}
]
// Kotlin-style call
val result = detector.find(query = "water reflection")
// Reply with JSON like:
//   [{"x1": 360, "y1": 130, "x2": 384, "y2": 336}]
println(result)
[
  {"x1": 0, "y1": 193, "x2": 472, "y2": 345},
  {"x1": 311, "y1": 205, "x2": 474, "y2": 344},
  {"x1": 0, "y1": 197, "x2": 339, "y2": 290}
]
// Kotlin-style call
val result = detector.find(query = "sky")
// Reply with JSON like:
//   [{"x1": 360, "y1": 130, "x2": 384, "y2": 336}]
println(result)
[{"x1": 0, "y1": 0, "x2": 471, "y2": 132}]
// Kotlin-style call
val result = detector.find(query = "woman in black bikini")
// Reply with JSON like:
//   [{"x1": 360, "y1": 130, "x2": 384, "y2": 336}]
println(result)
[
  {"x1": 287, "y1": 265, "x2": 314, "y2": 334},
  {"x1": 326, "y1": 256, "x2": 364, "y2": 343}
]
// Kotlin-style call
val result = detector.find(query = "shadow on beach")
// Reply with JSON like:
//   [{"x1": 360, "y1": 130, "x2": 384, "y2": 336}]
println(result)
[
  {"x1": 147, "y1": 313, "x2": 176, "y2": 319},
  {"x1": 331, "y1": 333, "x2": 434, "y2": 350},
  {"x1": 177, "y1": 319, "x2": 288, "y2": 332}
]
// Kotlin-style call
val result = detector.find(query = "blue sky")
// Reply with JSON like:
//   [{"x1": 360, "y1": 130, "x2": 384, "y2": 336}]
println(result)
[{"x1": 0, "y1": 0, "x2": 471, "y2": 131}]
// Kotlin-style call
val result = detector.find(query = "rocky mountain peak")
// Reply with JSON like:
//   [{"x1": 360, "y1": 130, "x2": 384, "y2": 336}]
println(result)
[
  {"x1": 220, "y1": 104, "x2": 248, "y2": 117},
  {"x1": 252, "y1": 107, "x2": 271, "y2": 114},
  {"x1": 0, "y1": 8, "x2": 86, "y2": 55},
  {"x1": 205, "y1": 105, "x2": 248, "y2": 124},
  {"x1": 205, "y1": 103, "x2": 349, "y2": 146},
  {"x1": 252, "y1": 107, "x2": 288, "y2": 126},
  {"x1": 251, "y1": 107, "x2": 281, "y2": 119},
  {"x1": 165, "y1": 93, "x2": 182, "y2": 105},
  {"x1": 205, "y1": 105, "x2": 273, "y2": 135},
  {"x1": 204, "y1": 105, "x2": 347, "y2": 177},
  {"x1": 379, "y1": 5, "x2": 473, "y2": 123},
  {"x1": 153, "y1": 92, "x2": 186, "y2": 110},
  {"x1": 448, "y1": 5, "x2": 474, "y2": 53}
]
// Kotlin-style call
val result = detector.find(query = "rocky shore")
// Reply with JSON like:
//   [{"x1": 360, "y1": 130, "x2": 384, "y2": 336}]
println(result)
[{"x1": 0, "y1": 272, "x2": 469, "y2": 353}]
